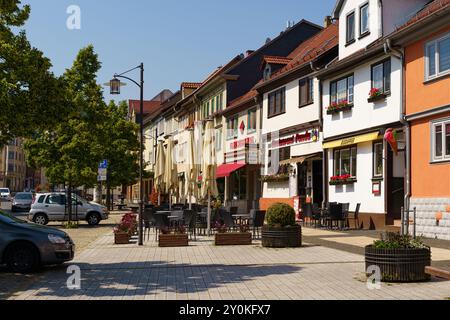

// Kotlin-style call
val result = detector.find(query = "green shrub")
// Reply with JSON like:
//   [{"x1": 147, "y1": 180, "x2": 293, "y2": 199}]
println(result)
[
  {"x1": 266, "y1": 203, "x2": 296, "y2": 227},
  {"x1": 373, "y1": 232, "x2": 427, "y2": 249}
]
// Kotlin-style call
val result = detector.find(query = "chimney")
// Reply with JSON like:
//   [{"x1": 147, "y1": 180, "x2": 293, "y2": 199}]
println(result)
[
  {"x1": 324, "y1": 16, "x2": 333, "y2": 28},
  {"x1": 245, "y1": 50, "x2": 255, "y2": 57}
]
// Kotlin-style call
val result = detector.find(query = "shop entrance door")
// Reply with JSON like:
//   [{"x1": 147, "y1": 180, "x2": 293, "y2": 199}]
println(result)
[
  {"x1": 386, "y1": 148, "x2": 405, "y2": 225},
  {"x1": 312, "y1": 160, "x2": 323, "y2": 206}
]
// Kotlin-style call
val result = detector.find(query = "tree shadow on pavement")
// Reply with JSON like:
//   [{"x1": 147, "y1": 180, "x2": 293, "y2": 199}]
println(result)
[{"x1": 16, "y1": 261, "x2": 303, "y2": 299}]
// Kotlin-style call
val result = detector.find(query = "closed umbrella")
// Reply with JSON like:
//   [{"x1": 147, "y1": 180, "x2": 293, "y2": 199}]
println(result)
[
  {"x1": 201, "y1": 120, "x2": 218, "y2": 235},
  {"x1": 185, "y1": 129, "x2": 198, "y2": 209},
  {"x1": 164, "y1": 137, "x2": 178, "y2": 209},
  {"x1": 154, "y1": 141, "x2": 166, "y2": 204}
]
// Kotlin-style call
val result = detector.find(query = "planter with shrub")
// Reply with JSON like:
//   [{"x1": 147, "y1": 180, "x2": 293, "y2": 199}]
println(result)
[
  {"x1": 159, "y1": 226, "x2": 189, "y2": 247},
  {"x1": 365, "y1": 232, "x2": 431, "y2": 283},
  {"x1": 214, "y1": 223, "x2": 252, "y2": 246},
  {"x1": 113, "y1": 212, "x2": 137, "y2": 245},
  {"x1": 262, "y1": 203, "x2": 302, "y2": 248}
]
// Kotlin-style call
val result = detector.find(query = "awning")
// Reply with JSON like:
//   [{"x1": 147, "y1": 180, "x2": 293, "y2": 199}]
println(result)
[
  {"x1": 280, "y1": 157, "x2": 306, "y2": 166},
  {"x1": 323, "y1": 132, "x2": 381, "y2": 149},
  {"x1": 216, "y1": 163, "x2": 246, "y2": 178}
]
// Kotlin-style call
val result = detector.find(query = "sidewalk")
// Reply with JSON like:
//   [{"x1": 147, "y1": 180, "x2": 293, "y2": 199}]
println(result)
[{"x1": 8, "y1": 228, "x2": 450, "y2": 300}]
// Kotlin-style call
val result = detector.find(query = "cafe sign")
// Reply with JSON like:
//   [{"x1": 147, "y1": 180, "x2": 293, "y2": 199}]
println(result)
[{"x1": 273, "y1": 129, "x2": 319, "y2": 148}]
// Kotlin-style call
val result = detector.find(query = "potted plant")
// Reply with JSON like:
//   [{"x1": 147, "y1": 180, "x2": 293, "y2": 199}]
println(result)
[
  {"x1": 214, "y1": 222, "x2": 252, "y2": 246},
  {"x1": 262, "y1": 203, "x2": 302, "y2": 248},
  {"x1": 365, "y1": 232, "x2": 431, "y2": 283},
  {"x1": 114, "y1": 222, "x2": 131, "y2": 245},
  {"x1": 121, "y1": 212, "x2": 138, "y2": 237},
  {"x1": 368, "y1": 88, "x2": 387, "y2": 103},
  {"x1": 159, "y1": 225, "x2": 189, "y2": 247},
  {"x1": 326, "y1": 100, "x2": 353, "y2": 115}
]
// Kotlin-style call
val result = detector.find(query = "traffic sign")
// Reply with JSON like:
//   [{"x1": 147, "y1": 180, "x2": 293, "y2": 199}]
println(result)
[{"x1": 99, "y1": 160, "x2": 108, "y2": 169}]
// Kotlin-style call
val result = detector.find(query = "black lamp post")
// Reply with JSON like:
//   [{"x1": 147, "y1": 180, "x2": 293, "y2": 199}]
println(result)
[{"x1": 109, "y1": 63, "x2": 145, "y2": 246}]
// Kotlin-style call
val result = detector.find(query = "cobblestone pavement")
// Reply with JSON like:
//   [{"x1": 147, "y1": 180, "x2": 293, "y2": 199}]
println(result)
[
  {"x1": 0, "y1": 212, "x2": 123, "y2": 300},
  {"x1": 5, "y1": 227, "x2": 450, "y2": 300}
]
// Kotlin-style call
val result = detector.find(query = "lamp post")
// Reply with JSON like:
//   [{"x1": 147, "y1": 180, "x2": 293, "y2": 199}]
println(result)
[{"x1": 109, "y1": 63, "x2": 145, "y2": 246}]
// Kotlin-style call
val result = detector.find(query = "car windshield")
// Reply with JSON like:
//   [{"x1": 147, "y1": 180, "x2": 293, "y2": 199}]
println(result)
[
  {"x1": 15, "y1": 193, "x2": 32, "y2": 200},
  {"x1": 0, "y1": 189, "x2": 9, "y2": 193},
  {"x1": 0, "y1": 211, "x2": 27, "y2": 224}
]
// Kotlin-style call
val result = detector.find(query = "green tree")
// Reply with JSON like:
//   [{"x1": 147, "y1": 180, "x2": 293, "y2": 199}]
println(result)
[
  {"x1": 25, "y1": 45, "x2": 107, "y2": 221},
  {"x1": 0, "y1": 0, "x2": 64, "y2": 146},
  {"x1": 103, "y1": 100, "x2": 140, "y2": 210}
]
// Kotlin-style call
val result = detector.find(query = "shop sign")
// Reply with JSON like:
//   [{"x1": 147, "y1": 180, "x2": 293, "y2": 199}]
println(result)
[
  {"x1": 273, "y1": 129, "x2": 319, "y2": 148},
  {"x1": 230, "y1": 137, "x2": 256, "y2": 150}
]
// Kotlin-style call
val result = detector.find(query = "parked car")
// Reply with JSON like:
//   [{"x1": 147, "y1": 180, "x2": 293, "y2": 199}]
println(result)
[
  {"x1": 11, "y1": 192, "x2": 33, "y2": 212},
  {"x1": 0, "y1": 188, "x2": 11, "y2": 200},
  {"x1": 28, "y1": 193, "x2": 109, "y2": 226},
  {"x1": 0, "y1": 211, "x2": 75, "y2": 273}
]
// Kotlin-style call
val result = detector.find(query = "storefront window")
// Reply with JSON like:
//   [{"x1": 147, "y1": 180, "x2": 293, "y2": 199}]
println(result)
[
  {"x1": 373, "y1": 142, "x2": 383, "y2": 177},
  {"x1": 334, "y1": 147, "x2": 357, "y2": 177},
  {"x1": 230, "y1": 170, "x2": 247, "y2": 200}
]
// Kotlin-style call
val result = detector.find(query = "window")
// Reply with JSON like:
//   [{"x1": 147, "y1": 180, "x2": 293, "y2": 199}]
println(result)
[
  {"x1": 8, "y1": 164, "x2": 14, "y2": 172},
  {"x1": 46, "y1": 194, "x2": 65, "y2": 205},
  {"x1": 264, "y1": 65, "x2": 272, "y2": 80},
  {"x1": 248, "y1": 109, "x2": 257, "y2": 132},
  {"x1": 330, "y1": 75, "x2": 354, "y2": 105},
  {"x1": 426, "y1": 33, "x2": 450, "y2": 80},
  {"x1": 215, "y1": 128, "x2": 222, "y2": 151},
  {"x1": 227, "y1": 117, "x2": 238, "y2": 140},
  {"x1": 371, "y1": 59, "x2": 391, "y2": 93},
  {"x1": 346, "y1": 11, "x2": 355, "y2": 44},
  {"x1": 217, "y1": 93, "x2": 223, "y2": 111},
  {"x1": 37, "y1": 195, "x2": 46, "y2": 204},
  {"x1": 360, "y1": 3, "x2": 369, "y2": 36},
  {"x1": 211, "y1": 97, "x2": 216, "y2": 114},
  {"x1": 268, "y1": 87, "x2": 286, "y2": 118},
  {"x1": 432, "y1": 119, "x2": 450, "y2": 162},
  {"x1": 373, "y1": 142, "x2": 384, "y2": 178},
  {"x1": 334, "y1": 147, "x2": 357, "y2": 177},
  {"x1": 299, "y1": 77, "x2": 314, "y2": 106}
]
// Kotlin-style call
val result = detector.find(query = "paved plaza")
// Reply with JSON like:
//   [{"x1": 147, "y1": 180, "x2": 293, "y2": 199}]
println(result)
[{"x1": 3, "y1": 227, "x2": 449, "y2": 300}]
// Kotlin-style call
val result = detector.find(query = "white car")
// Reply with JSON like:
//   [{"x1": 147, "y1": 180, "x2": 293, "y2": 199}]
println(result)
[
  {"x1": 28, "y1": 193, "x2": 109, "y2": 226},
  {"x1": 0, "y1": 188, "x2": 11, "y2": 200}
]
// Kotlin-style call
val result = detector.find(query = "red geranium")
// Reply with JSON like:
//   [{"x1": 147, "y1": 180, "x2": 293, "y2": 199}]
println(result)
[{"x1": 369, "y1": 88, "x2": 381, "y2": 98}]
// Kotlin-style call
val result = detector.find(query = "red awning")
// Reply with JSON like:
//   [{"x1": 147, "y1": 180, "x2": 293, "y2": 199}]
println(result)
[{"x1": 216, "y1": 163, "x2": 246, "y2": 178}]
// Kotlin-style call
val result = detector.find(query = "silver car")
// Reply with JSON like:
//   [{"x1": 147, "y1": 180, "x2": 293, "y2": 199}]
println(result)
[
  {"x1": 0, "y1": 188, "x2": 11, "y2": 200},
  {"x1": 28, "y1": 193, "x2": 109, "y2": 226},
  {"x1": 12, "y1": 192, "x2": 33, "y2": 212}
]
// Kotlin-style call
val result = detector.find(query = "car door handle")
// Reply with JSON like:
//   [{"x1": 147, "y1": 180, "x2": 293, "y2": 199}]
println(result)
[{"x1": 45, "y1": 205, "x2": 49, "y2": 207}]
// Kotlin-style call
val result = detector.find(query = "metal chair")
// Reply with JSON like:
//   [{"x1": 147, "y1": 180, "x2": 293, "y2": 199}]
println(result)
[
  {"x1": 302, "y1": 203, "x2": 313, "y2": 227},
  {"x1": 326, "y1": 203, "x2": 343, "y2": 229},
  {"x1": 347, "y1": 203, "x2": 361, "y2": 230},
  {"x1": 312, "y1": 203, "x2": 322, "y2": 228},
  {"x1": 143, "y1": 207, "x2": 155, "y2": 241},
  {"x1": 220, "y1": 210, "x2": 238, "y2": 232},
  {"x1": 154, "y1": 214, "x2": 170, "y2": 241},
  {"x1": 183, "y1": 209, "x2": 197, "y2": 240},
  {"x1": 229, "y1": 206, "x2": 238, "y2": 216},
  {"x1": 250, "y1": 210, "x2": 266, "y2": 239},
  {"x1": 341, "y1": 203, "x2": 350, "y2": 229}
]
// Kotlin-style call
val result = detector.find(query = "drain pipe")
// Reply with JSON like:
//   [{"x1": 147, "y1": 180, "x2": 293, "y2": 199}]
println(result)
[{"x1": 385, "y1": 39, "x2": 411, "y2": 228}]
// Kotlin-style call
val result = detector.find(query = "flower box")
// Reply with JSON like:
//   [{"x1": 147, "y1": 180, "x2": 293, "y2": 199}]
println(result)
[
  {"x1": 261, "y1": 174, "x2": 290, "y2": 183},
  {"x1": 215, "y1": 232, "x2": 252, "y2": 246},
  {"x1": 114, "y1": 232, "x2": 130, "y2": 245},
  {"x1": 326, "y1": 101, "x2": 353, "y2": 115},
  {"x1": 330, "y1": 175, "x2": 357, "y2": 186},
  {"x1": 368, "y1": 93, "x2": 387, "y2": 103},
  {"x1": 158, "y1": 234, "x2": 189, "y2": 247}
]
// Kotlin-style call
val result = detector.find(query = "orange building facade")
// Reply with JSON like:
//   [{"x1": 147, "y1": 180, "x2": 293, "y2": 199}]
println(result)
[{"x1": 405, "y1": 23, "x2": 450, "y2": 240}]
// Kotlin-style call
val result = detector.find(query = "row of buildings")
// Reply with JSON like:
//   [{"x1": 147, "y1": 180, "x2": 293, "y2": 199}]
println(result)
[{"x1": 129, "y1": 0, "x2": 450, "y2": 240}]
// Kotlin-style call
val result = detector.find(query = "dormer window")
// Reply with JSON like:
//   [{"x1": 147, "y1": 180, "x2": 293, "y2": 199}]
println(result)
[
  {"x1": 346, "y1": 11, "x2": 355, "y2": 45},
  {"x1": 359, "y1": 2, "x2": 370, "y2": 37},
  {"x1": 264, "y1": 64, "x2": 272, "y2": 80}
]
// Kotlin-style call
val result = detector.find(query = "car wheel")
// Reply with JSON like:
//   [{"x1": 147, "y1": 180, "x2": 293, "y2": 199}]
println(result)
[
  {"x1": 5, "y1": 243, "x2": 40, "y2": 274},
  {"x1": 33, "y1": 213, "x2": 48, "y2": 225},
  {"x1": 87, "y1": 213, "x2": 101, "y2": 226}
]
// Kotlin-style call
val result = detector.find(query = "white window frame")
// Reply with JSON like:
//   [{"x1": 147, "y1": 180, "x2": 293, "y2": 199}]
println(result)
[
  {"x1": 334, "y1": 146, "x2": 357, "y2": 178},
  {"x1": 373, "y1": 142, "x2": 384, "y2": 178},
  {"x1": 425, "y1": 32, "x2": 450, "y2": 81},
  {"x1": 431, "y1": 118, "x2": 450, "y2": 162},
  {"x1": 359, "y1": 2, "x2": 370, "y2": 36}
]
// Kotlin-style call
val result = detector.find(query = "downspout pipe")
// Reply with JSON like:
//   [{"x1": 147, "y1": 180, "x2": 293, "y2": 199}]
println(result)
[{"x1": 385, "y1": 38, "x2": 411, "y2": 220}]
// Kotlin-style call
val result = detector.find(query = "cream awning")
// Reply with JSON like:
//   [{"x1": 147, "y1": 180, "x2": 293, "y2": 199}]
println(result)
[
  {"x1": 280, "y1": 157, "x2": 306, "y2": 166},
  {"x1": 323, "y1": 132, "x2": 381, "y2": 149}
]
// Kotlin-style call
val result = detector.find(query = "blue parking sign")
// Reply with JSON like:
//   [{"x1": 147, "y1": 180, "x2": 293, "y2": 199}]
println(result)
[{"x1": 99, "y1": 160, "x2": 108, "y2": 169}]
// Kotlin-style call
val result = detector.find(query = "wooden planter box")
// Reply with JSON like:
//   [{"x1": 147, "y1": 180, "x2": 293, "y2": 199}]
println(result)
[
  {"x1": 330, "y1": 179, "x2": 357, "y2": 186},
  {"x1": 326, "y1": 104, "x2": 353, "y2": 115},
  {"x1": 159, "y1": 234, "x2": 189, "y2": 247},
  {"x1": 114, "y1": 233, "x2": 130, "y2": 245},
  {"x1": 365, "y1": 246, "x2": 431, "y2": 283},
  {"x1": 215, "y1": 233, "x2": 252, "y2": 246},
  {"x1": 262, "y1": 225, "x2": 302, "y2": 248}
]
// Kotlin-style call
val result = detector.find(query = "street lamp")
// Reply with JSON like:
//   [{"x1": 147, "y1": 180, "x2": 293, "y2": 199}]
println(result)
[{"x1": 108, "y1": 63, "x2": 145, "y2": 247}]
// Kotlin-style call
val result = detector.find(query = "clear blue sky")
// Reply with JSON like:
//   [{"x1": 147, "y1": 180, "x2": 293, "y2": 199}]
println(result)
[{"x1": 22, "y1": 0, "x2": 336, "y2": 102}]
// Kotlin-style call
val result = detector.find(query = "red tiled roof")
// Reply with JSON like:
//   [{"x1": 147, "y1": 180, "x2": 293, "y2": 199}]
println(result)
[
  {"x1": 181, "y1": 82, "x2": 203, "y2": 89},
  {"x1": 128, "y1": 100, "x2": 161, "y2": 115},
  {"x1": 262, "y1": 56, "x2": 293, "y2": 68},
  {"x1": 396, "y1": 0, "x2": 450, "y2": 31}
]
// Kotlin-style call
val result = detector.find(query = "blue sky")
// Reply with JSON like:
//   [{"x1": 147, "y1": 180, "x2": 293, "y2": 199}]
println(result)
[{"x1": 22, "y1": 0, "x2": 336, "y2": 102}]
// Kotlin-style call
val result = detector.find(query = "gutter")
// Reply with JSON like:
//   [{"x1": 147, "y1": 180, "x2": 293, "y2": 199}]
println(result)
[{"x1": 385, "y1": 38, "x2": 411, "y2": 219}]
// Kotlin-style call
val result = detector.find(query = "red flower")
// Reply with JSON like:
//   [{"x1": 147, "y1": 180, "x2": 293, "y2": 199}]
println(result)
[{"x1": 369, "y1": 88, "x2": 381, "y2": 98}]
